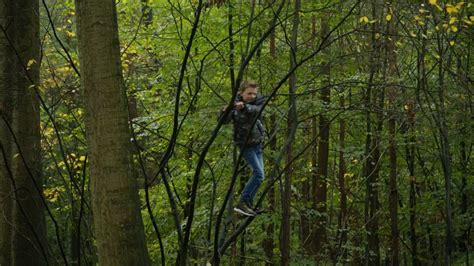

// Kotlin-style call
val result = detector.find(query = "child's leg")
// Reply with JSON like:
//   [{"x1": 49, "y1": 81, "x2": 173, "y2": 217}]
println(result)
[
  {"x1": 248, "y1": 145, "x2": 264, "y2": 202},
  {"x1": 240, "y1": 145, "x2": 264, "y2": 204}
]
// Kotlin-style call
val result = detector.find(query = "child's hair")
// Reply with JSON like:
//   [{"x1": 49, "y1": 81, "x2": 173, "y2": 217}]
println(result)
[{"x1": 239, "y1": 80, "x2": 258, "y2": 92}]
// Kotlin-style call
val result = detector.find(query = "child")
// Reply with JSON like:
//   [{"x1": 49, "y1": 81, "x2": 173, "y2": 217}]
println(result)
[{"x1": 221, "y1": 80, "x2": 265, "y2": 216}]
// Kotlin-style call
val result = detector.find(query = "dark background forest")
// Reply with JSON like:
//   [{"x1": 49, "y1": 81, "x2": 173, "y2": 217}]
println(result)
[{"x1": 0, "y1": 0, "x2": 472, "y2": 265}]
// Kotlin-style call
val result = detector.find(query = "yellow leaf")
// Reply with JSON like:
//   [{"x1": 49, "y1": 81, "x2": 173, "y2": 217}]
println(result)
[
  {"x1": 451, "y1": 25, "x2": 458, "y2": 32},
  {"x1": 386, "y1": 14, "x2": 392, "y2": 21},
  {"x1": 429, "y1": 0, "x2": 436, "y2": 4},
  {"x1": 27, "y1": 59, "x2": 36, "y2": 67},
  {"x1": 359, "y1": 16, "x2": 369, "y2": 23},
  {"x1": 449, "y1": 41, "x2": 455, "y2": 46},
  {"x1": 79, "y1": 155, "x2": 86, "y2": 162},
  {"x1": 449, "y1": 17, "x2": 457, "y2": 25},
  {"x1": 410, "y1": 31, "x2": 417, "y2": 38},
  {"x1": 463, "y1": 19, "x2": 473, "y2": 25},
  {"x1": 66, "y1": 30, "x2": 75, "y2": 38},
  {"x1": 470, "y1": 16, "x2": 474, "y2": 21},
  {"x1": 446, "y1": 4, "x2": 457, "y2": 14}
]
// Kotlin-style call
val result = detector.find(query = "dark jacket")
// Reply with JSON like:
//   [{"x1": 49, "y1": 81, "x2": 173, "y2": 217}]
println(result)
[{"x1": 220, "y1": 95, "x2": 265, "y2": 147}]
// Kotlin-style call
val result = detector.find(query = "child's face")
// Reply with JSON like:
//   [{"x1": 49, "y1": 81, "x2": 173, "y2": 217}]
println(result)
[{"x1": 239, "y1": 87, "x2": 258, "y2": 103}]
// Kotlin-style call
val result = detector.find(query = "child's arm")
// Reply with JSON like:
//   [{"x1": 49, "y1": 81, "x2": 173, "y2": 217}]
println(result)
[
  {"x1": 218, "y1": 106, "x2": 233, "y2": 124},
  {"x1": 241, "y1": 102, "x2": 262, "y2": 115}
]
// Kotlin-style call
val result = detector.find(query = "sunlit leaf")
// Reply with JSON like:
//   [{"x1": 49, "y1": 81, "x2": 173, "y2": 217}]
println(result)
[
  {"x1": 446, "y1": 4, "x2": 458, "y2": 14},
  {"x1": 359, "y1": 16, "x2": 369, "y2": 23}
]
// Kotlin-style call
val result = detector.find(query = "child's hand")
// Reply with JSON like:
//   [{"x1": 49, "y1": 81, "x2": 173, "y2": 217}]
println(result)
[{"x1": 234, "y1": 101, "x2": 245, "y2": 110}]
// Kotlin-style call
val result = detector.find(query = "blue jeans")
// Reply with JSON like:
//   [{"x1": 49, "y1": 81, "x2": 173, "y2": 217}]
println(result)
[{"x1": 240, "y1": 143, "x2": 264, "y2": 204}]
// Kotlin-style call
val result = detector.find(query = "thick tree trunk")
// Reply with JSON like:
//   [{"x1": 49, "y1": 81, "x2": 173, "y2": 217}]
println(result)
[
  {"x1": 11, "y1": 0, "x2": 47, "y2": 264},
  {"x1": 281, "y1": 0, "x2": 300, "y2": 264},
  {"x1": 75, "y1": 0, "x2": 151, "y2": 264},
  {"x1": 0, "y1": 0, "x2": 15, "y2": 264}
]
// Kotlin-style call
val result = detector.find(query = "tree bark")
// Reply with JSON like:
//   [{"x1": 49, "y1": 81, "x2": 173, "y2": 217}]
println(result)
[
  {"x1": 386, "y1": 6, "x2": 399, "y2": 264},
  {"x1": 281, "y1": 0, "x2": 300, "y2": 264},
  {"x1": 10, "y1": 0, "x2": 47, "y2": 264},
  {"x1": 301, "y1": 15, "x2": 317, "y2": 254},
  {"x1": 336, "y1": 94, "x2": 347, "y2": 263},
  {"x1": 0, "y1": 0, "x2": 15, "y2": 264},
  {"x1": 311, "y1": 14, "x2": 331, "y2": 256},
  {"x1": 263, "y1": 20, "x2": 276, "y2": 266},
  {"x1": 75, "y1": 0, "x2": 151, "y2": 264},
  {"x1": 364, "y1": 0, "x2": 382, "y2": 264}
]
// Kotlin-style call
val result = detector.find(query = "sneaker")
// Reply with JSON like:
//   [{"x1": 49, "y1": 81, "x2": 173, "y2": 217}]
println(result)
[
  {"x1": 233, "y1": 202, "x2": 257, "y2": 216},
  {"x1": 247, "y1": 202, "x2": 264, "y2": 214}
]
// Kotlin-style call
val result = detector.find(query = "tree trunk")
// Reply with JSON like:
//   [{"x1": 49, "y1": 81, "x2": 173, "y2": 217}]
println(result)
[
  {"x1": 364, "y1": 0, "x2": 382, "y2": 264},
  {"x1": 337, "y1": 94, "x2": 347, "y2": 263},
  {"x1": 74, "y1": 0, "x2": 151, "y2": 264},
  {"x1": 386, "y1": 8, "x2": 399, "y2": 264},
  {"x1": 281, "y1": 0, "x2": 300, "y2": 264},
  {"x1": 311, "y1": 14, "x2": 331, "y2": 256},
  {"x1": 0, "y1": 0, "x2": 15, "y2": 264},
  {"x1": 301, "y1": 15, "x2": 317, "y2": 255},
  {"x1": 436, "y1": 35, "x2": 454, "y2": 266},
  {"x1": 11, "y1": 0, "x2": 47, "y2": 264},
  {"x1": 263, "y1": 21, "x2": 276, "y2": 266},
  {"x1": 405, "y1": 100, "x2": 417, "y2": 266}
]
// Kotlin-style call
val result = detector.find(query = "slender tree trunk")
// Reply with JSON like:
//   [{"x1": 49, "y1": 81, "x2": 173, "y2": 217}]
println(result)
[
  {"x1": 337, "y1": 94, "x2": 347, "y2": 263},
  {"x1": 364, "y1": 0, "x2": 382, "y2": 264},
  {"x1": 263, "y1": 22, "x2": 276, "y2": 266},
  {"x1": 74, "y1": 0, "x2": 150, "y2": 264},
  {"x1": 301, "y1": 15, "x2": 317, "y2": 255},
  {"x1": 11, "y1": 0, "x2": 47, "y2": 264},
  {"x1": 281, "y1": 0, "x2": 300, "y2": 264},
  {"x1": 0, "y1": 0, "x2": 15, "y2": 264},
  {"x1": 404, "y1": 99, "x2": 418, "y2": 266},
  {"x1": 458, "y1": 52, "x2": 470, "y2": 265},
  {"x1": 436, "y1": 37, "x2": 454, "y2": 266},
  {"x1": 312, "y1": 14, "x2": 331, "y2": 256},
  {"x1": 386, "y1": 6, "x2": 399, "y2": 264}
]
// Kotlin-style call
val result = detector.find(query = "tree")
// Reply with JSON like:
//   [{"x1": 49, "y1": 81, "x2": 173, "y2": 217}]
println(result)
[
  {"x1": 385, "y1": 2, "x2": 399, "y2": 263},
  {"x1": 74, "y1": 0, "x2": 150, "y2": 264},
  {"x1": 364, "y1": 0, "x2": 383, "y2": 264},
  {"x1": 10, "y1": 0, "x2": 47, "y2": 264},
  {"x1": 0, "y1": 0, "x2": 15, "y2": 264},
  {"x1": 312, "y1": 14, "x2": 331, "y2": 256},
  {"x1": 281, "y1": 0, "x2": 300, "y2": 264}
]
